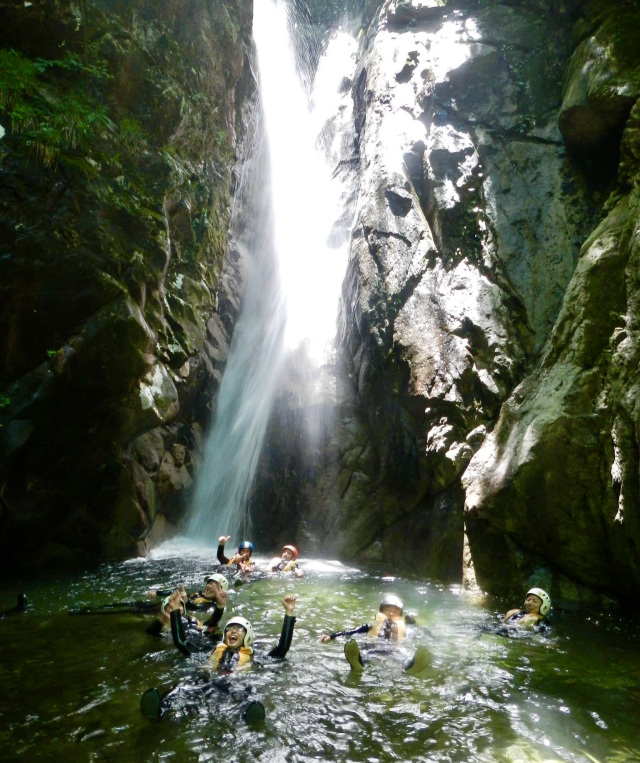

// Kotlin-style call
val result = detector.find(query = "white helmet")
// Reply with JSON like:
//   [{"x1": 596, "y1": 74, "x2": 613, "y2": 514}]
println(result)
[
  {"x1": 205, "y1": 573, "x2": 229, "y2": 592},
  {"x1": 224, "y1": 615, "x2": 254, "y2": 648},
  {"x1": 527, "y1": 588, "x2": 551, "y2": 616},
  {"x1": 379, "y1": 593, "x2": 404, "y2": 614}
]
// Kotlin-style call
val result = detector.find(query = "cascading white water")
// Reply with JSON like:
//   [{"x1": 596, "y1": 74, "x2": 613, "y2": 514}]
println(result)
[{"x1": 185, "y1": 0, "x2": 356, "y2": 545}]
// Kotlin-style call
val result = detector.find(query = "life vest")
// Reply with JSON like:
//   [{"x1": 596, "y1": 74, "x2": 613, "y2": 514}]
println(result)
[
  {"x1": 209, "y1": 642, "x2": 253, "y2": 671},
  {"x1": 189, "y1": 592, "x2": 213, "y2": 607},
  {"x1": 227, "y1": 555, "x2": 254, "y2": 570},
  {"x1": 367, "y1": 612, "x2": 406, "y2": 641},
  {"x1": 271, "y1": 558, "x2": 296, "y2": 573}
]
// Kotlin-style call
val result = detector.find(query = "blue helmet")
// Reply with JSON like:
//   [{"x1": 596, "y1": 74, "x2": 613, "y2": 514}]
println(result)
[{"x1": 238, "y1": 541, "x2": 254, "y2": 553}]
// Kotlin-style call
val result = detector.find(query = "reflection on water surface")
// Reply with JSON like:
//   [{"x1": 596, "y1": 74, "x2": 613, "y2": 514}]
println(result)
[{"x1": 1, "y1": 544, "x2": 639, "y2": 762}]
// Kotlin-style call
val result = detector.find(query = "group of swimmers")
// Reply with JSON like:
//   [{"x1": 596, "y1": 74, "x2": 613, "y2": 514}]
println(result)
[
  {"x1": 137, "y1": 536, "x2": 553, "y2": 726},
  {"x1": 140, "y1": 537, "x2": 303, "y2": 724},
  {"x1": 0, "y1": 543, "x2": 553, "y2": 728}
]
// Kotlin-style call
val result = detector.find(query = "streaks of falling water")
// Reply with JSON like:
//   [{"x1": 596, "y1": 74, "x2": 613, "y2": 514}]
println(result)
[{"x1": 186, "y1": 0, "x2": 356, "y2": 544}]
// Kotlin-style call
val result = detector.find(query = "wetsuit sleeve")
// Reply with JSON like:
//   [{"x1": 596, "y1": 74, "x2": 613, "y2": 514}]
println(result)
[
  {"x1": 170, "y1": 609, "x2": 196, "y2": 656},
  {"x1": 154, "y1": 589, "x2": 173, "y2": 597},
  {"x1": 267, "y1": 615, "x2": 296, "y2": 658},
  {"x1": 204, "y1": 605, "x2": 225, "y2": 631},
  {"x1": 327, "y1": 624, "x2": 370, "y2": 640},
  {"x1": 217, "y1": 544, "x2": 230, "y2": 565}
]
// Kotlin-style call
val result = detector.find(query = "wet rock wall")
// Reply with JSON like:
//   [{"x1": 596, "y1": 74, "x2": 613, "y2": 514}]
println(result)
[{"x1": 0, "y1": 0, "x2": 254, "y2": 567}]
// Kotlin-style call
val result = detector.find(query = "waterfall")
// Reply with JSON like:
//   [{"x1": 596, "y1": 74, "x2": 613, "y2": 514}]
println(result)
[{"x1": 185, "y1": 0, "x2": 357, "y2": 545}]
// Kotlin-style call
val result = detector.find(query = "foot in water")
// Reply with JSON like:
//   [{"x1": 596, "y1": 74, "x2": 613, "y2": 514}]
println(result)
[
  {"x1": 344, "y1": 639, "x2": 364, "y2": 672},
  {"x1": 405, "y1": 645, "x2": 431, "y2": 676},
  {"x1": 244, "y1": 700, "x2": 265, "y2": 724},
  {"x1": 0, "y1": 593, "x2": 28, "y2": 618},
  {"x1": 140, "y1": 688, "x2": 162, "y2": 720}
]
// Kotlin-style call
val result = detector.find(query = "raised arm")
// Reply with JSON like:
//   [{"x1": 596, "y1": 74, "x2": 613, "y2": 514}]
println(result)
[
  {"x1": 217, "y1": 535, "x2": 231, "y2": 565},
  {"x1": 268, "y1": 595, "x2": 297, "y2": 659},
  {"x1": 170, "y1": 608, "x2": 197, "y2": 656}
]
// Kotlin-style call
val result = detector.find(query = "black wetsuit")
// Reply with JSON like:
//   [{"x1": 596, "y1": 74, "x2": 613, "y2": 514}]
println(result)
[
  {"x1": 156, "y1": 610, "x2": 296, "y2": 720},
  {"x1": 216, "y1": 544, "x2": 255, "y2": 572},
  {"x1": 152, "y1": 589, "x2": 222, "y2": 614},
  {"x1": 145, "y1": 602, "x2": 225, "y2": 640},
  {"x1": 486, "y1": 611, "x2": 548, "y2": 637},
  {"x1": 326, "y1": 618, "x2": 403, "y2": 641},
  {"x1": 171, "y1": 609, "x2": 295, "y2": 660}
]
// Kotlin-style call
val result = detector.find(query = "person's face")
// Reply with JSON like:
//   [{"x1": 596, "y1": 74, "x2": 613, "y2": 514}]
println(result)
[
  {"x1": 238, "y1": 547, "x2": 252, "y2": 561},
  {"x1": 380, "y1": 604, "x2": 402, "y2": 620},
  {"x1": 282, "y1": 549, "x2": 294, "y2": 561},
  {"x1": 524, "y1": 594, "x2": 542, "y2": 614},
  {"x1": 224, "y1": 624, "x2": 247, "y2": 649},
  {"x1": 203, "y1": 580, "x2": 221, "y2": 599}
]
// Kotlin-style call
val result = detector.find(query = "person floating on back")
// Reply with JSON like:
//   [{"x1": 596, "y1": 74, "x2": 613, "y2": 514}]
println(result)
[
  {"x1": 145, "y1": 573, "x2": 229, "y2": 640},
  {"x1": 502, "y1": 588, "x2": 551, "y2": 629},
  {"x1": 320, "y1": 593, "x2": 430, "y2": 676},
  {"x1": 217, "y1": 536, "x2": 255, "y2": 574},
  {"x1": 265, "y1": 544, "x2": 303, "y2": 577},
  {"x1": 147, "y1": 572, "x2": 230, "y2": 614},
  {"x1": 141, "y1": 595, "x2": 297, "y2": 724}
]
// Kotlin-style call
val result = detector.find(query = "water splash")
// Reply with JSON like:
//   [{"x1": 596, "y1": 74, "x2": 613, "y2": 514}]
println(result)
[{"x1": 185, "y1": 0, "x2": 356, "y2": 545}]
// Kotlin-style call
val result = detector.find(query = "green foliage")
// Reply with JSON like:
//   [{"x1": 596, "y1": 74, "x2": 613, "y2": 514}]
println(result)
[
  {"x1": 0, "y1": 394, "x2": 10, "y2": 409},
  {"x1": 0, "y1": 47, "x2": 114, "y2": 166}
]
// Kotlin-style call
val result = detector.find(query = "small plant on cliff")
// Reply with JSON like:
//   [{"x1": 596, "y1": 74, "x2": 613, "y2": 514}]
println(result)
[{"x1": 0, "y1": 48, "x2": 113, "y2": 166}]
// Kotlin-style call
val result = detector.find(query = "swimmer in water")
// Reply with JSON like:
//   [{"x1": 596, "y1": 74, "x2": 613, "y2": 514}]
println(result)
[
  {"x1": 320, "y1": 594, "x2": 430, "y2": 675},
  {"x1": 265, "y1": 545, "x2": 303, "y2": 577},
  {"x1": 502, "y1": 588, "x2": 551, "y2": 629},
  {"x1": 141, "y1": 595, "x2": 297, "y2": 724},
  {"x1": 147, "y1": 572, "x2": 230, "y2": 613},
  {"x1": 217, "y1": 536, "x2": 255, "y2": 574},
  {"x1": 145, "y1": 574, "x2": 229, "y2": 639}
]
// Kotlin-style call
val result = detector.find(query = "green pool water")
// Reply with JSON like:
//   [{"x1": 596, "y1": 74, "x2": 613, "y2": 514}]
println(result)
[{"x1": 1, "y1": 541, "x2": 639, "y2": 762}]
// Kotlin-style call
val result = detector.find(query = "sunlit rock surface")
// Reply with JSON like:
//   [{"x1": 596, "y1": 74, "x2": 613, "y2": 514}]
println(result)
[
  {"x1": 0, "y1": 0, "x2": 253, "y2": 566},
  {"x1": 464, "y1": 1, "x2": 640, "y2": 604},
  {"x1": 258, "y1": 0, "x2": 639, "y2": 597}
]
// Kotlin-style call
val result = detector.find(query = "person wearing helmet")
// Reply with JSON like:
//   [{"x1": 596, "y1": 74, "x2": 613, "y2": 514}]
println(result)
[
  {"x1": 171, "y1": 594, "x2": 296, "y2": 665},
  {"x1": 503, "y1": 588, "x2": 551, "y2": 628},
  {"x1": 145, "y1": 574, "x2": 229, "y2": 638},
  {"x1": 319, "y1": 594, "x2": 430, "y2": 676},
  {"x1": 266, "y1": 544, "x2": 303, "y2": 577},
  {"x1": 217, "y1": 535, "x2": 255, "y2": 573},
  {"x1": 141, "y1": 595, "x2": 297, "y2": 724}
]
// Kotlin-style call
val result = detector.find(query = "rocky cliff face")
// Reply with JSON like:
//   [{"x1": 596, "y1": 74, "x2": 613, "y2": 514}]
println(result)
[
  {"x1": 253, "y1": 0, "x2": 640, "y2": 604},
  {"x1": 463, "y1": 0, "x2": 640, "y2": 605},
  {"x1": 0, "y1": 0, "x2": 254, "y2": 567}
]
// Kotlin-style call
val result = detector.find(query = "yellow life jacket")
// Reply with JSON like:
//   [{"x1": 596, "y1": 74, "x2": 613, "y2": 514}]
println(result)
[
  {"x1": 269, "y1": 557, "x2": 296, "y2": 572},
  {"x1": 209, "y1": 642, "x2": 253, "y2": 671},
  {"x1": 227, "y1": 555, "x2": 254, "y2": 569},
  {"x1": 189, "y1": 594, "x2": 212, "y2": 607},
  {"x1": 367, "y1": 612, "x2": 406, "y2": 641}
]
